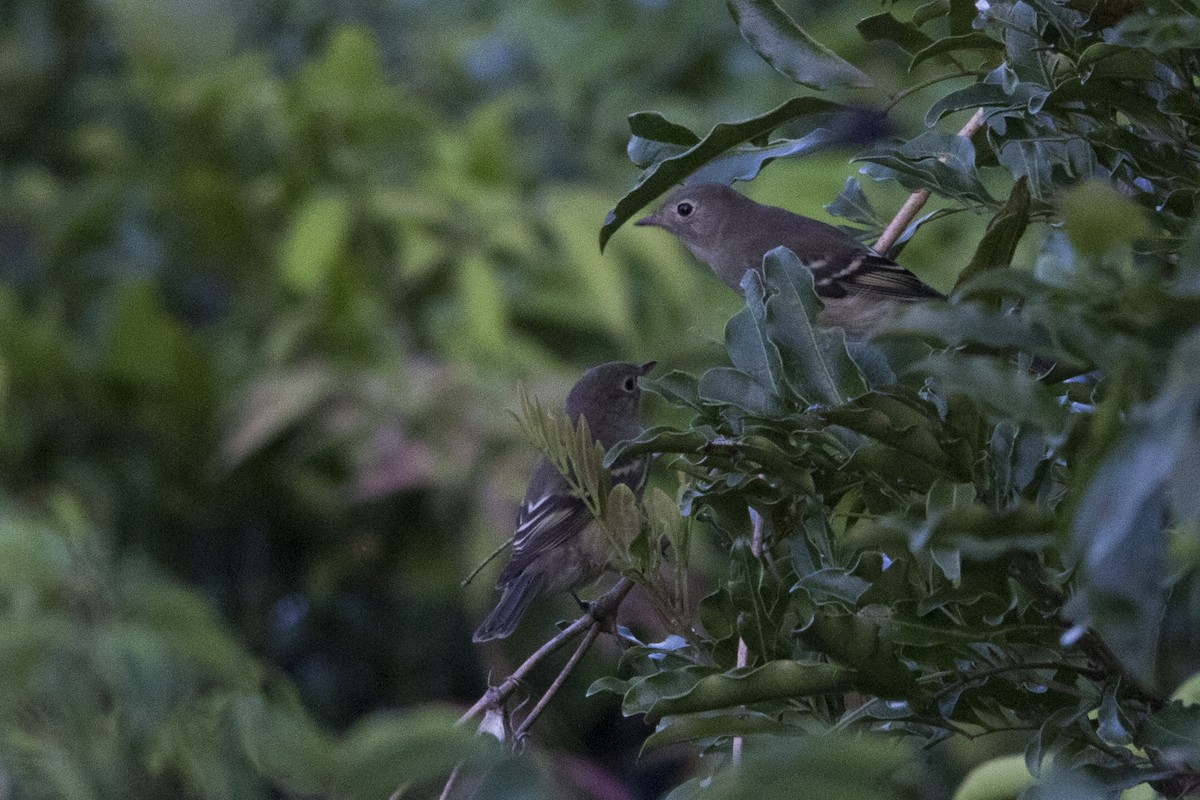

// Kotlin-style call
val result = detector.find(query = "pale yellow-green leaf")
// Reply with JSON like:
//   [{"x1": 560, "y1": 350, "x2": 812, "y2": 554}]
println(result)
[
  {"x1": 540, "y1": 187, "x2": 633, "y2": 339},
  {"x1": 1058, "y1": 180, "x2": 1150, "y2": 258},
  {"x1": 1171, "y1": 671, "x2": 1200, "y2": 705},
  {"x1": 605, "y1": 483, "x2": 642, "y2": 555},
  {"x1": 464, "y1": 98, "x2": 516, "y2": 186},
  {"x1": 395, "y1": 224, "x2": 444, "y2": 282},
  {"x1": 282, "y1": 192, "x2": 351, "y2": 294},
  {"x1": 952, "y1": 754, "x2": 1031, "y2": 800},
  {"x1": 458, "y1": 254, "x2": 508, "y2": 350}
]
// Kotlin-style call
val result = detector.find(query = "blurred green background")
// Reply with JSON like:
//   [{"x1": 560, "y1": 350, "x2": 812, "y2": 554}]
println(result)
[{"x1": 0, "y1": 0, "x2": 990, "y2": 795}]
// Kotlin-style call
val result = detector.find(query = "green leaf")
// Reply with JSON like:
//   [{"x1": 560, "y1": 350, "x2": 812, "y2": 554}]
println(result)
[
  {"x1": 619, "y1": 666, "x2": 716, "y2": 716},
  {"x1": 761, "y1": 247, "x2": 869, "y2": 406},
  {"x1": 605, "y1": 483, "x2": 642, "y2": 558},
  {"x1": 1069, "y1": 333, "x2": 1200, "y2": 685},
  {"x1": 687, "y1": 129, "x2": 839, "y2": 187},
  {"x1": 641, "y1": 370, "x2": 704, "y2": 411},
  {"x1": 1134, "y1": 702, "x2": 1200, "y2": 771},
  {"x1": 601, "y1": 97, "x2": 845, "y2": 250},
  {"x1": 698, "y1": 367, "x2": 782, "y2": 416},
  {"x1": 794, "y1": 567, "x2": 872, "y2": 606},
  {"x1": 233, "y1": 691, "x2": 335, "y2": 793},
  {"x1": 881, "y1": 297, "x2": 1068, "y2": 367},
  {"x1": 919, "y1": 503, "x2": 1057, "y2": 559},
  {"x1": 822, "y1": 391, "x2": 956, "y2": 476},
  {"x1": 695, "y1": 732, "x2": 913, "y2": 800},
  {"x1": 915, "y1": 353, "x2": 1068, "y2": 434},
  {"x1": 282, "y1": 192, "x2": 351, "y2": 294},
  {"x1": 727, "y1": 0, "x2": 873, "y2": 90},
  {"x1": 824, "y1": 177, "x2": 883, "y2": 228},
  {"x1": 954, "y1": 754, "x2": 1036, "y2": 800},
  {"x1": 605, "y1": 425, "x2": 713, "y2": 465},
  {"x1": 1097, "y1": 683, "x2": 1133, "y2": 746},
  {"x1": 629, "y1": 112, "x2": 701, "y2": 146},
  {"x1": 909, "y1": 32, "x2": 1005, "y2": 70},
  {"x1": 997, "y1": 135, "x2": 1096, "y2": 201},
  {"x1": 643, "y1": 710, "x2": 791, "y2": 751},
  {"x1": 856, "y1": 13, "x2": 934, "y2": 55},
  {"x1": 627, "y1": 112, "x2": 700, "y2": 169},
  {"x1": 725, "y1": 270, "x2": 784, "y2": 392},
  {"x1": 331, "y1": 708, "x2": 497, "y2": 799},
  {"x1": 858, "y1": 131, "x2": 997, "y2": 207},
  {"x1": 645, "y1": 660, "x2": 853, "y2": 719},
  {"x1": 957, "y1": 176, "x2": 1031, "y2": 289},
  {"x1": 925, "y1": 83, "x2": 1017, "y2": 127},
  {"x1": 948, "y1": 0, "x2": 976, "y2": 35},
  {"x1": 1059, "y1": 180, "x2": 1151, "y2": 257}
]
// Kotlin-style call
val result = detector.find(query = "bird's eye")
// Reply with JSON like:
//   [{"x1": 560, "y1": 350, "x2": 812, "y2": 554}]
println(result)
[
  {"x1": 675, "y1": 201, "x2": 694, "y2": 217},
  {"x1": 622, "y1": 377, "x2": 637, "y2": 392}
]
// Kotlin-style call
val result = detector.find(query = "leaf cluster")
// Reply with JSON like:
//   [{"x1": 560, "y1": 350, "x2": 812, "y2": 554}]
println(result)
[{"x1": 587, "y1": 1, "x2": 1200, "y2": 797}]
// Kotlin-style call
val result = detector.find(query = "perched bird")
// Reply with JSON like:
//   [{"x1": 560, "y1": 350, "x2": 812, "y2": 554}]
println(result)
[
  {"x1": 473, "y1": 361, "x2": 656, "y2": 642},
  {"x1": 636, "y1": 182, "x2": 943, "y2": 335}
]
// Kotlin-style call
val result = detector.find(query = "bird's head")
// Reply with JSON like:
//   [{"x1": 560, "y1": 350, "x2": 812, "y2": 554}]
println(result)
[
  {"x1": 635, "y1": 183, "x2": 744, "y2": 248},
  {"x1": 565, "y1": 361, "x2": 656, "y2": 439}
]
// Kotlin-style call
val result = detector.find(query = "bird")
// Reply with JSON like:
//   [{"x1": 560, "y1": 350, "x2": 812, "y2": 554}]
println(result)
[
  {"x1": 473, "y1": 360, "x2": 656, "y2": 642},
  {"x1": 636, "y1": 182, "x2": 944, "y2": 336}
]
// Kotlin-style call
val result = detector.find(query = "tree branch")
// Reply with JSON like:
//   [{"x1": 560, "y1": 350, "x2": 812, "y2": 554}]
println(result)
[
  {"x1": 458, "y1": 578, "x2": 635, "y2": 729},
  {"x1": 513, "y1": 623, "x2": 602, "y2": 741},
  {"x1": 875, "y1": 108, "x2": 987, "y2": 256}
]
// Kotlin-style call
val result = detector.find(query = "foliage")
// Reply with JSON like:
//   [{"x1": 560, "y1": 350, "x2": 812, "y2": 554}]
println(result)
[
  {"x1": 0, "y1": 506, "x2": 509, "y2": 799},
  {"x1": 576, "y1": 0, "x2": 1200, "y2": 797},
  {"x1": 4, "y1": 0, "x2": 1200, "y2": 797},
  {"x1": 1, "y1": 0, "x2": 758, "y2": 795}
]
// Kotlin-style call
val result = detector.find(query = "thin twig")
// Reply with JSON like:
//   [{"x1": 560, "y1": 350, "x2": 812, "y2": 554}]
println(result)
[
  {"x1": 460, "y1": 537, "x2": 514, "y2": 588},
  {"x1": 514, "y1": 624, "x2": 602, "y2": 741},
  {"x1": 875, "y1": 108, "x2": 987, "y2": 256},
  {"x1": 731, "y1": 508, "x2": 766, "y2": 767},
  {"x1": 437, "y1": 765, "x2": 461, "y2": 800}
]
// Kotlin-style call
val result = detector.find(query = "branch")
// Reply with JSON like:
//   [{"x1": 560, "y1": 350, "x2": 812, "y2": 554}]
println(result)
[
  {"x1": 874, "y1": 108, "x2": 987, "y2": 256},
  {"x1": 458, "y1": 578, "x2": 635, "y2": 728},
  {"x1": 513, "y1": 623, "x2": 602, "y2": 741}
]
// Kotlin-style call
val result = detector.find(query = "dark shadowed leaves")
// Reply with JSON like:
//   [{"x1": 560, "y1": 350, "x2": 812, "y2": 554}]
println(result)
[
  {"x1": 824, "y1": 176, "x2": 883, "y2": 228},
  {"x1": 1135, "y1": 702, "x2": 1200, "y2": 771},
  {"x1": 909, "y1": 32, "x2": 1005, "y2": 71},
  {"x1": 856, "y1": 13, "x2": 934, "y2": 55},
  {"x1": 957, "y1": 176, "x2": 1032, "y2": 288},
  {"x1": 1070, "y1": 331, "x2": 1200, "y2": 685},
  {"x1": 727, "y1": 0, "x2": 873, "y2": 90}
]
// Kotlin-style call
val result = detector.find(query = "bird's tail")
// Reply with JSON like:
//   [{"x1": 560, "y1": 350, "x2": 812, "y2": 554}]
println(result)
[{"x1": 472, "y1": 573, "x2": 546, "y2": 642}]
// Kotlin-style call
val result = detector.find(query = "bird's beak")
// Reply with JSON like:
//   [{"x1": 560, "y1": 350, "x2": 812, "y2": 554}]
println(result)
[
  {"x1": 639, "y1": 360, "x2": 657, "y2": 375},
  {"x1": 634, "y1": 214, "x2": 658, "y2": 227}
]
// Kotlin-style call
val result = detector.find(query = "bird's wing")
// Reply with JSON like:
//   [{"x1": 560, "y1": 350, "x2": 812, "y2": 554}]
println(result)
[
  {"x1": 497, "y1": 453, "x2": 650, "y2": 585},
  {"x1": 810, "y1": 249, "x2": 943, "y2": 302},
  {"x1": 497, "y1": 461, "x2": 593, "y2": 584},
  {"x1": 608, "y1": 453, "x2": 651, "y2": 493}
]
